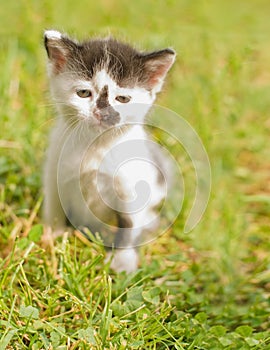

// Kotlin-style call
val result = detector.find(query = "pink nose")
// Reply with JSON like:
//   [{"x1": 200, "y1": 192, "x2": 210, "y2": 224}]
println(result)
[{"x1": 93, "y1": 108, "x2": 102, "y2": 121}]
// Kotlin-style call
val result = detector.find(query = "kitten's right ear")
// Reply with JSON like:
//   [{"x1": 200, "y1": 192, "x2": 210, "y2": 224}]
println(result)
[{"x1": 44, "y1": 30, "x2": 74, "y2": 73}]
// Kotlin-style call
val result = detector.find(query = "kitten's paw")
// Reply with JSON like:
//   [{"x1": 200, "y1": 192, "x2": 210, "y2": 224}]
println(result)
[
  {"x1": 106, "y1": 248, "x2": 139, "y2": 273},
  {"x1": 41, "y1": 225, "x2": 68, "y2": 248}
]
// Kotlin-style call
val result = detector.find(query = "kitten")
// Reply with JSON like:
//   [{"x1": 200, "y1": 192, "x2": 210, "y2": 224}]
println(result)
[{"x1": 43, "y1": 30, "x2": 175, "y2": 273}]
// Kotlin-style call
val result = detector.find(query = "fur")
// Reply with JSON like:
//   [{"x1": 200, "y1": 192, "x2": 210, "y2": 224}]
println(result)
[{"x1": 43, "y1": 30, "x2": 175, "y2": 272}]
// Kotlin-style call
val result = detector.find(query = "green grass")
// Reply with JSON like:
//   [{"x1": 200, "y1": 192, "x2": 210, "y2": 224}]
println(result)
[{"x1": 1, "y1": 0, "x2": 270, "y2": 348}]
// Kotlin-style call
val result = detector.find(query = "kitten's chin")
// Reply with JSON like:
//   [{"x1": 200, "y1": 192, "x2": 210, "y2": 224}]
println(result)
[{"x1": 90, "y1": 118, "x2": 121, "y2": 133}]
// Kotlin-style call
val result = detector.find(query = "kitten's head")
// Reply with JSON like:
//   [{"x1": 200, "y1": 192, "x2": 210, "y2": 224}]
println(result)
[{"x1": 44, "y1": 30, "x2": 175, "y2": 130}]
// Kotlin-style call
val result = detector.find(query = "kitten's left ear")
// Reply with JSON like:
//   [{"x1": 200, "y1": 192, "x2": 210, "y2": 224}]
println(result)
[
  {"x1": 44, "y1": 30, "x2": 76, "y2": 74},
  {"x1": 142, "y1": 48, "x2": 176, "y2": 91}
]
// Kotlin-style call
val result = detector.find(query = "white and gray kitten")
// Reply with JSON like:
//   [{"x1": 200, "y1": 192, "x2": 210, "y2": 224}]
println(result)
[{"x1": 43, "y1": 30, "x2": 175, "y2": 273}]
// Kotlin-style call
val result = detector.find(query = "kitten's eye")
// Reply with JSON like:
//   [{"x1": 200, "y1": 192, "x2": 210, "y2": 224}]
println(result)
[
  {"x1": 77, "y1": 90, "x2": 92, "y2": 98},
  {"x1": 115, "y1": 95, "x2": 131, "y2": 103}
]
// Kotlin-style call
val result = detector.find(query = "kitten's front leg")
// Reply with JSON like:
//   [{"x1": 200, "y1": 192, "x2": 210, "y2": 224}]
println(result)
[
  {"x1": 107, "y1": 211, "x2": 151, "y2": 273},
  {"x1": 42, "y1": 148, "x2": 68, "y2": 247},
  {"x1": 42, "y1": 180, "x2": 68, "y2": 248},
  {"x1": 106, "y1": 246, "x2": 139, "y2": 273},
  {"x1": 43, "y1": 163, "x2": 66, "y2": 229}
]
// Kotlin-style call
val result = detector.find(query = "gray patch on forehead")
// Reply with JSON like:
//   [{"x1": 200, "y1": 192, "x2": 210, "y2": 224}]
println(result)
[
  {"x1": 67, "y1": 38, "x2": 146, "y2": 87},
  {"x1": 96, "y1": 85, "x2": 109, "y2": 109},
  {"x1": 95, "y1": 85, "x2": 120, "y2": 126}
]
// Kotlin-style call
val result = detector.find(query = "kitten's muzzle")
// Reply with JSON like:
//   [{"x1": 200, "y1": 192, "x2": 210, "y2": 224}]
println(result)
[{"x1": 93, "y1": 107, "x2": 120, "y2": 126}]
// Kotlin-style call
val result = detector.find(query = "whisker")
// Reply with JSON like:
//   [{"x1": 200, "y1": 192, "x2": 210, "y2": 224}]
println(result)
[{"x1": 37, "y1": 117, "x2": 58, "y2": 130}]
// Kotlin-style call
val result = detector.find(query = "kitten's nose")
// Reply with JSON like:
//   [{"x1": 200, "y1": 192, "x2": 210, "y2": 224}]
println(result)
[
  {"x1": 93, "y1": 108, "x2": 102, "y2": 121},
  {"x1": 93, "y1": 107, "x2": 120, "y2": 125},
  {"x1": 93, "y1": 107, "x2": 110, "y2": 121}
]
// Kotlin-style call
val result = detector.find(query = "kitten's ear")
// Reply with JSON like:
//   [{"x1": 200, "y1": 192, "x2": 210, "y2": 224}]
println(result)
[
  {"x1": 142, "y1": 49, "x2": 176, "y2": 91},
  {"x1": 44, "y1": 30, "x2": 76, "y2": 73}
]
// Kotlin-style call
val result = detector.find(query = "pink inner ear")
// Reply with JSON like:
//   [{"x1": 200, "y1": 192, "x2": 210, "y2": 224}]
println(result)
[
  {"x1": 50, "y1": 47, "x2": 67, "y2": 73},
  {"x1": 147, "y1": 63, "x2": 171, "y2": 88},
  {"x1": 144, "y1": 51, "x2": 175, "y2": 89}
]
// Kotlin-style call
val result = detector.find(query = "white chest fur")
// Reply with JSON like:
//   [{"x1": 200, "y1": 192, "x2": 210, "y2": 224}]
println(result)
[{"x1": 52, "y1": 121, "x2": 165, "y2": 231}]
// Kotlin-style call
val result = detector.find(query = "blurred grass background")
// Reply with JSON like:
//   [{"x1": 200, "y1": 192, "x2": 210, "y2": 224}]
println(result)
[{"x1": 0, "y1": 0, "x2": 270, "y2": 348}]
